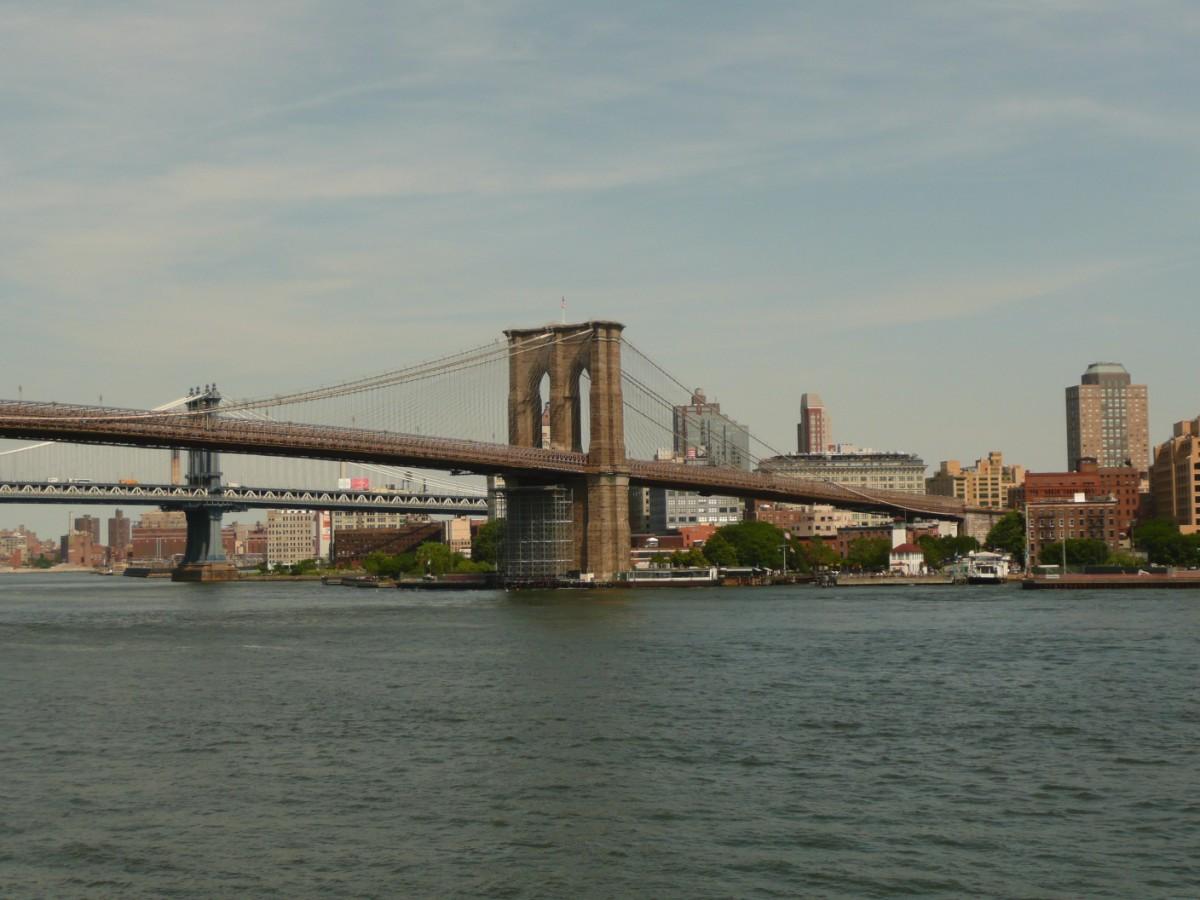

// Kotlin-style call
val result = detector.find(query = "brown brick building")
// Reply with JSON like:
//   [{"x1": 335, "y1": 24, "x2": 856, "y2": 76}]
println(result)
[
  {"x1": 1026, "y1": 496, "x2": 1120, "y2": 565},
  {"x1": 1065, "y1": 362, "x2": 1150, "y2": 473}
]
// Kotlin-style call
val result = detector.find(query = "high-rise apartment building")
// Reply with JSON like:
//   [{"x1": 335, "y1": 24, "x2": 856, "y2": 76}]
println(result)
[
  {"x1": 1066, "y1": 363, "x2": 1150, "y2": 473},
  {"x1": 642, "y1": 390, "x2": 749, "y2": 534},
  {"x1": 927, "y1": 451, "x2": 1025, "y2": 509},
  {"x1": 1150, "y1": 416, "x2": 1200, "y2": 534},
  {"x1": 797, "y1": 393, "x2": 830, "y2": 454},
  {"x1": 672, "y1": 389, "x2": 750, "y2": 471}
]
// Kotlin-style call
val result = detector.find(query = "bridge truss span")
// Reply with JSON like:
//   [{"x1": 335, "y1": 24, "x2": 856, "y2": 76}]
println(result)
[{"x1": 0, "y1": 481, "x2": 489, "y2": 515}]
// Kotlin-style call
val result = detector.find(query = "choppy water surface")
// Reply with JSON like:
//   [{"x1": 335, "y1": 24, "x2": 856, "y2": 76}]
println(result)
[{"x1": 1, "y1": 574, "x2": 1197, "y2": 898}]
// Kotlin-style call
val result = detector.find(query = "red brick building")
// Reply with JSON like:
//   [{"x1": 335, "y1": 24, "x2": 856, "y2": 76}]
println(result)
[
  {"x1": 130, "y1": 525, "x2": 237, "y2": 564},
  {"x1": 332, "y1": 523, "x2": 442, "y2": 568},
  {"x1": 833, "y1": 523, "x2": 942, "y2": 560},
  {"x1": 1010, "y1": 458, "x2": 1141, "y2": 541}
]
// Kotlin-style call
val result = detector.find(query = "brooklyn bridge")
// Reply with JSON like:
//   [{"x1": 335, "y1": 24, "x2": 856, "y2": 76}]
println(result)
[{"x1": 0, "y1": 321, "x2": 988, "y2": 582}]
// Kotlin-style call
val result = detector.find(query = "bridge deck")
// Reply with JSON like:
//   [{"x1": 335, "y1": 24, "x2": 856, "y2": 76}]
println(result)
[{"x1": 0, "y1": 401, "x2": 970, "y2": 519}]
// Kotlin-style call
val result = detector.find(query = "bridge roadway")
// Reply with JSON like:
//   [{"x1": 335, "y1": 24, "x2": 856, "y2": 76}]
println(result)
[
  {"x1": 0, "y1": 481, "x2": 488, "y2": 515},
  {"x1": 0, "y1": 400, "x2": 971, "y2": 520}
]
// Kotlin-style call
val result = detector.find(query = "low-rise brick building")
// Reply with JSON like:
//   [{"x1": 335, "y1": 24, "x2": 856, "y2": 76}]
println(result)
[{"x1": 1026, "y1": 494, "x2": 1120, "y2": 565}]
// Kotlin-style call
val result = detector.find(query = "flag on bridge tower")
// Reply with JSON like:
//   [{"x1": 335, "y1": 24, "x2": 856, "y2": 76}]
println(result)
[{"x1": 561, "y1": 296, "x2": 566, "y2": 323}]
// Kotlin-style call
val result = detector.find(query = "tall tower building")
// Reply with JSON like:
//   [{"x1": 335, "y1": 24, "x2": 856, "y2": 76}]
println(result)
[
  {"x1": 73, "y1": 515, "x2": 101, "y2": 545},
  {"x1": 107, "y1": 509, "x2": 131, "y2": 562},
  {"x1": 797, "y1": 393, "x2": 829, "y2": 454},
  {"x1": 1065, "y1": 363, "x2": 1150, "y2": 473},
  {"x1": 671, "y1": 389, "x2": 750, "y2": 470}
]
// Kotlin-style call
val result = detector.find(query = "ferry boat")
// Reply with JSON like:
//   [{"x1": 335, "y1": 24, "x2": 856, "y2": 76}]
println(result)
[
  {"x1": 620, "y1": 566, "x2": 719, "y2": 586},
  {"x1": 947, "y1": 551, "x2": 1010, "y2": 585}
]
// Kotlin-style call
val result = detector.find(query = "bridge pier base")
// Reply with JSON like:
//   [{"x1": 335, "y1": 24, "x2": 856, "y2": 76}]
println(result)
[
  {"x1": 172, "y1": 507, "x2": 237, "y2": 582},
  {"x1": 172, "y1": 561, "x2": 238, "y2": 582},
  {"x1": 580, "y1": 472, "x2": 631, "y2": 582}
]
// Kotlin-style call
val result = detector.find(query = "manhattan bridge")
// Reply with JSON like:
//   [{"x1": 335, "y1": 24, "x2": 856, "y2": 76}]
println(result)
[{"x1": 0, "y1": 321, "x2": 988, "y2": 583}]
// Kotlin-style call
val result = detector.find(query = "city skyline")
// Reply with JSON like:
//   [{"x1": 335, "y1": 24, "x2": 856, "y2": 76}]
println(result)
[{"x1": 3, "y1": 3, "x2": 1199, "y2": 535}]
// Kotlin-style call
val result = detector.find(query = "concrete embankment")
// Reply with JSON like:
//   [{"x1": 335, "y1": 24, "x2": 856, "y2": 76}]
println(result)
[
  {"x1": 832, "y1": 575, "x2": 955, "y2": 587},
  {"x1": 1023, "y1": 574, "x2": 1200, "y2": 590}
]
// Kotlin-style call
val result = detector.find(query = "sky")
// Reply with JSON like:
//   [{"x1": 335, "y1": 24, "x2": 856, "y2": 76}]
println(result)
[{"x1": 2, "y1": 1, "x2": 1199, "y2": 538}]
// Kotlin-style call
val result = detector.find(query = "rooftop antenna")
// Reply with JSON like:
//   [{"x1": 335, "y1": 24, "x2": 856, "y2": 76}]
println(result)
[{"x1": 561, "y1": 296, "x2": 566, "y2": 324}]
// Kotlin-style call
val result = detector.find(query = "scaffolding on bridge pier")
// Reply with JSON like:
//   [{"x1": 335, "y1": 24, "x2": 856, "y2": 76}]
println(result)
[{"x1": 500, "y1": 485, "x2": 574, "y2": 586}]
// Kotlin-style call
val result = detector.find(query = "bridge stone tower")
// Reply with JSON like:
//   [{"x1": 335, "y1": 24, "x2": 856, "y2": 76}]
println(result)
[
  {"x1": 503, "y1": 321, "x2": 630, "y2": 582},
  {"x1": 171, "y1": 385, "x2": 238, "y2": 583}
]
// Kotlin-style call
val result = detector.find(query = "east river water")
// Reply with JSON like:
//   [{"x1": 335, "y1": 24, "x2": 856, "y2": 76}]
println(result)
[{"x1": 1, "y1": 574, "x2": 1196, "y2": 898}]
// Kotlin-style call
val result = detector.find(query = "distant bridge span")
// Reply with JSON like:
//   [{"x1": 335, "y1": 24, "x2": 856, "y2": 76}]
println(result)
[
  {"x1": 0, "y1": 481, "x2": 488, "y2": 515},
  {"x1": 0, "y1": 400, "x2": 971, "y2": 520}
]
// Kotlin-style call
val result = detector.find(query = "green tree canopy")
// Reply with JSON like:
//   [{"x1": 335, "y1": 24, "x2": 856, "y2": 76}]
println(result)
[
  {"x1": 471, "y1": 519, "x2": 503, "y2": 567},
  {"x1": 416, "y1": 542, "x2": 461, "y2": 576},
  {"x1": 1039, "y1": 538, "x2": 1111, "y2": 567},
  {"x1": 710, "y1": 521, "x2": 785, "y2": 569},
  {"x1": 919, "y1": 534, "x2": 980, "y2": 570},
  {"x1": 1133, "y1": 519, "x2": 1200, "y2": 566},
  {"x1": 797, "y1": 536, "x2": 840, "y2": 571},
  {"x1": 700, "y1": 533, "x2": 738, "y2": 567},
  {"x1": 985, "y1": 511, "x2": 1026, "y2": 565},
  {"x1": 667, "y1": 548, "x2": 708, "y2": 568},
  {"x1": 846, "y1": 537, "x2": 891, "y2": 571}
]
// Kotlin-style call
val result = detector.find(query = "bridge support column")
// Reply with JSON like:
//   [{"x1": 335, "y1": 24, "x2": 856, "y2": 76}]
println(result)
[
  {"x1": 172, "y1": 385, "x2": 237, "y2": 583},
  {"x1": 503, "y1": 321, "x2": 632, "y2": 584},
  {"x1": 173, "y1": 507, "x2": 237, "y2": 582}
]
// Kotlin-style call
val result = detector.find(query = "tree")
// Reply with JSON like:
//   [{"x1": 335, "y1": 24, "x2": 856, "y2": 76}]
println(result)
[
  {"x1": 712, "y1": 521, "x2": 785, "y2": 569},
  {"x1": 1039, "y1": 538, "x2": 1110, "y2": 567},
  {"x1": 1132, "y1": 519, "x2": 1200, "y2": 566},
  {"x1": 701, "y1": 533, "x2": 738, "y2": 567},
  {"x1": 415, "y1": 542, "x2": 460, "y2": 576},
  {"x1": 797, "y1": 537, "x2": 839, "y2": 571},
  {"x1": 472, "y1": 519, "x2": 503, "y2": 568},
  {"x1": 919, "y1": 535, "x2": 947, "y2": 570},
  {"x1": 846, "y1": 537, "x2": 890, "y2": 571},
  {"x1": 986, "y1": 511, "x2": 1026, "y2": 565},
  {"x1": 30, "y1": 555, "x2": 52, "y2": 569},
  {"x1": 920, "y1": 534, "x2": 980, "y2": 570}
]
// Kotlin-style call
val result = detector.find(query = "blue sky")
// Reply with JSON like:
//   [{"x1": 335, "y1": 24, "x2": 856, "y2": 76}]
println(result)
[{"x1": 2, "y1": 1, "x2": 1198, "y2": 534}]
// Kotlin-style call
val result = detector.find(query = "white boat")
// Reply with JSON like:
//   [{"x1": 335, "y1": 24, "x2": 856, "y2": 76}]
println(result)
[{"x1": 947, "y1": 551, "x2": 1011, "y2": 584}]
